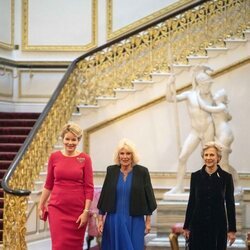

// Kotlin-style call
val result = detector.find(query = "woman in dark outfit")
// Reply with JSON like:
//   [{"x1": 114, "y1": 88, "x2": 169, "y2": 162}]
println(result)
[
  {"x1": 183, "y1": 141, "x2": 236, "y2": 250},
  {"x1": 97, "y1": 138, "x2": 157, "y2": 250}
]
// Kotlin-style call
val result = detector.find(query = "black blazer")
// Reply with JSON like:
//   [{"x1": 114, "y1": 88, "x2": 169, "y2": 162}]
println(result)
[
  {"x1": 97, "y1": 164, "x2": 157, "y2": 216},
  {"x1": 183, "y1": 165, "x2": 236, "y2": 232}
]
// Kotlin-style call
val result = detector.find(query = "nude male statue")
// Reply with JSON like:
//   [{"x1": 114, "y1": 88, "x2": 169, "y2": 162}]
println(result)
[
  {"x1": 166, "y1": 65, "x2": 215, "y2": 194},
  {"x1": 197, "y1": 88, "x2": 239, "y2": 190}
]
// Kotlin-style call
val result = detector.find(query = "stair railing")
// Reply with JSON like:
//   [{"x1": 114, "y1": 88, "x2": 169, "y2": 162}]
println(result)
[{"x1": 1, "y1": 0, "x2": 249, "y2": 249}]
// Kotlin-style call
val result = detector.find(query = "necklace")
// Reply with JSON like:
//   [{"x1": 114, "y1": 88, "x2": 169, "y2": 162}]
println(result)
[{"x1": 120, "y1": 167, "x2": 132, "y2": 181}]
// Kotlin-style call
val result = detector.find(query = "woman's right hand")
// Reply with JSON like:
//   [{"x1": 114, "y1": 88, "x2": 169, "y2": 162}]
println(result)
[
  {"x1": 97, "y1": 219, "x2": 103, "y2": 235},
  {"x1": 183, "y1": 229, "x2": 190, "y2": 239},
  {"x1": 38, "y1": 206, "x2": 43, "y2": 220},
  {"x1": 38, "y1": 205, "x2": 47, "y2": 220}
]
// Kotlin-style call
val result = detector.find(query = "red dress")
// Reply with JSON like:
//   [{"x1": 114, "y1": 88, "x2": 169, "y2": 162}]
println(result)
[{"x1": 44, "y1": 151, "x2": 94, "y2": 250}]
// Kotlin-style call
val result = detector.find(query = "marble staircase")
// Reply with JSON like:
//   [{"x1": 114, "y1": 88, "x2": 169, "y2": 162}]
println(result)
[{"x1": 73, "y1": 31, "x2": 250, "y2": 131}]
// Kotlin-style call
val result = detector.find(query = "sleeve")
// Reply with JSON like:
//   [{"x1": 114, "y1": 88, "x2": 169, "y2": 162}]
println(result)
[
  {"x1": 84, "y1": 154, "x2": 94, "y2": 201},
  {"x1": 97, "y1": 167, "x2": 109, "y2": 213},
  {"x1": 144, "y1": 168, "x2": 157, "y2": 214},
  {"x1": 44, "y1": 153, "x2": 55, "y2": 190},
  {"x1": 225, "y1": 174, "x2": 237, "y2": 232},
  {"x1": 183, "y1": 173, "x2": 196, "y2": 230}
]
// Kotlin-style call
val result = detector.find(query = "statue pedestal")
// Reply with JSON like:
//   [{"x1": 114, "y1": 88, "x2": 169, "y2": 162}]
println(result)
[
  {"x1": 157, "y1": 193, "x2": 189, "y2": 236},
  {"x1": 146, "y1": 191, "x2": 246, "y2": 250}
]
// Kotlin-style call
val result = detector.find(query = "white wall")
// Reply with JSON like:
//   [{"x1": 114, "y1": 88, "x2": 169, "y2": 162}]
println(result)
[{"x1": 87, "y1": 63, "x2": 250, "y2": 175}]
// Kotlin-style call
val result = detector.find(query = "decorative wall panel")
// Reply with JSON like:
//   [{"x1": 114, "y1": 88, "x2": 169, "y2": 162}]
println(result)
[
  {"x1": 0, "y1": 67, "x2": 13, "y2": 97},
  {"x1": 107, "y1": 0, "x2": 194, "y2": 40},
  {"x1": 18, "y1": 70, "x2": 65, "y2": 98},
  {"x1": 0, "y1": 0, "x2": 14, "y2": 50},
  {"x1": 22, "y1": 0, "x2": 97, "y2": 51}
]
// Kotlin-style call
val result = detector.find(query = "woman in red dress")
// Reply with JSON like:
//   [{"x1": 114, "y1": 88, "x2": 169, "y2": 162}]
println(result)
[{"x1": 38, "y1": 122, "x2": 94, "y2": 250}]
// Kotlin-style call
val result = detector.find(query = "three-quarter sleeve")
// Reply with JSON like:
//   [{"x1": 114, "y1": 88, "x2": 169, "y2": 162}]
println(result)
[
  {"x1": 144, "y1": 168, "x2": 157, "y2": 214},
  {"x1": 44, "y1": 154, "x2": 55, "y2": 190},
  {"x1": 83, "y1": 154, "x2": 94, "y2": 201}
]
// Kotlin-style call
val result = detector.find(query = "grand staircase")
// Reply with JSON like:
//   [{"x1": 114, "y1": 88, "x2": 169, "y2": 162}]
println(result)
[
  {"x1": 1, "y1": 0, "x2": 249, "y2": 248},
  {"x1": 0, "y1": 112, "x2": 40, "y2": 244}
]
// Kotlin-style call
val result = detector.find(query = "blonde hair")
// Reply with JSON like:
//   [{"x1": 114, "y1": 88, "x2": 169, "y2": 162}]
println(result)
[
  {"x1": 113, "y1": 138, "x2": 139, "y2": 165},
  {"x1": 61, "y1": 122, "x2": 82, "y2": 140},
  {"x1": 201, "y1": 141, "x2": 223, "y2": 161}
]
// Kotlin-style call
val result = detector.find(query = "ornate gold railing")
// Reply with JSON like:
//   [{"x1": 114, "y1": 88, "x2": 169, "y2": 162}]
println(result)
[
  {"x1": 1, "y1": 0, "x2": 249, "y2": 249},
  {"x1": 76, "y1": 0, "x2": 249, "y2": 105},
  {"x1": 2, "y1": 68, "x2": 81, "y2": 249}
]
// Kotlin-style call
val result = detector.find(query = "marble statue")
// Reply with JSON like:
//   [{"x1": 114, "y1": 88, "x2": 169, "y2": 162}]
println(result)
[
  {"x1": 165, "y1": 65, "x2": 239, "y2": 195},
  {"x1": 165, "y1": 65, "x2": 215, "y2": 194},
  {"x1": 197, "y1": 88, "x2": 239, "y2": 189}
]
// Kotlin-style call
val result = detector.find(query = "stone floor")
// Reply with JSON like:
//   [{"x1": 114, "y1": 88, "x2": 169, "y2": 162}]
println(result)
[
  {"x1": 145, "y1": 233, "x2": 248, "y2": 250},
  {"x1": 27, "y1": 237, "x2": 98, "y2": 250}
]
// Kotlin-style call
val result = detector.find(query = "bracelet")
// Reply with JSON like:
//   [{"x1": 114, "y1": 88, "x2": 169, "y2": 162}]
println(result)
[{"x1": 83, "y1": 209, "x2": 90, "y2": 213}]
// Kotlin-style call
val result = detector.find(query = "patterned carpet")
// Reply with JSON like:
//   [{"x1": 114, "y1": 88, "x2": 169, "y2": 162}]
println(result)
[{"x1": 0, "y1": 112, "x2": 40, "y2": 242}]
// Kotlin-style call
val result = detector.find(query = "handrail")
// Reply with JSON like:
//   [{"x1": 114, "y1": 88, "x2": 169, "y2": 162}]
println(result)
[
  {"x1": 1, "y1": 62, "x2": 76, "y2": 196},
  {"x1": 1, "y1": 0, "x2": 209, "y2": 196}
]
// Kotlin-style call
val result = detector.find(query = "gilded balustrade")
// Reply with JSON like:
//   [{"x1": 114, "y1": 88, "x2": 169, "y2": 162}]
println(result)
[
  {"x1": 2, "y1": 0, "x2": 249, "y2": 249},
  {"x1": 77, "y1": 0, "x2": 249, "y2": 105},
  {"x1": 3, "y1": 71, "x2": 79, "y2": 249}
]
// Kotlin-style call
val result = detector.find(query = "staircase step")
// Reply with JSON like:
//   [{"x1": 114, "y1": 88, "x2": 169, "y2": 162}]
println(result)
[
  {"x1": 0, "y1": 119, "x2": 37, "y2": 127},
  {"x1": 0, "y1": 127, "x2": 32, "y2": 135},
  {"x1": 0, "y1": 135, "x2": 27, "y2": 143},
  {"x1": 0, "y1": 199, "x2": 3, "y2": 209},
  {"x1": 0, "y1": 170, "x2": 6, "y2": 180},
  {"x1": 0, "y1": 143, "x2": 22, "y2": 152},
  {"x1": 0, "y1": 112, "x2": 40, "y2": 119},
  {"x1": 0, "y1": 112, "x2": 41, "y2": 243},
  {"x1": 0, "y1": 160, "x2": 12, "y2": 170},
  {"x1": 0, "y1": 152, "x2": 16, "y2": 161}
]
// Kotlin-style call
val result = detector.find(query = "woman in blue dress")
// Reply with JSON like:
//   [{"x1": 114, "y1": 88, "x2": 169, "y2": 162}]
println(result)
[{"x1": 97, "y1": 138, "x2": 157, "y2": 250}]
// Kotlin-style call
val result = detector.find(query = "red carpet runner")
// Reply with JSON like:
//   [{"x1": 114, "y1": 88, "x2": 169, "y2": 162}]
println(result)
[{"x1": 0, "y1": 112, "x2": 40, "y2": 243}]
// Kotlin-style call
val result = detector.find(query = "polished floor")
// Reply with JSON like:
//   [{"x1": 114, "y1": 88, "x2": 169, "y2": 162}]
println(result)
[{"x1": 27, "y1": 238, "x2": 98, "y2": 250}]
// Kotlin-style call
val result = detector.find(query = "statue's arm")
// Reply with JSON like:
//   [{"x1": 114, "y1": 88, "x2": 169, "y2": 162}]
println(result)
[
  {"x1": 166, "y1": 74, "x2": 188, "y2": 102},
  {"x1": 197, "y1": 92, "x2": 225, "y2": 113}
]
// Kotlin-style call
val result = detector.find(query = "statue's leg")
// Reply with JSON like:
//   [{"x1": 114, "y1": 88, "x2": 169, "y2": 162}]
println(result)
[{"x1": 167, "y1": 133, "x2": 200, "y2": 194}]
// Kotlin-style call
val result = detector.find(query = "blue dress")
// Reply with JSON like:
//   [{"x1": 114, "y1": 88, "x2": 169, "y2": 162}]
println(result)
[{"x1": 101, "y1": 171, "x2": 145, "y2": 250}]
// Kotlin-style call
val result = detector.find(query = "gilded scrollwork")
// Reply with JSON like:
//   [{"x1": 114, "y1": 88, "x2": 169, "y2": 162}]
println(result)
[{"x1": 76, "y1": 0, "x2": 249, "y2": 105}]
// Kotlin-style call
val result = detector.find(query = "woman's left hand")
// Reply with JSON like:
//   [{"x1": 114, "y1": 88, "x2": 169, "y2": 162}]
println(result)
[
  {"x1": 144, "y1": 221, "x2": 151, "y2": 234},
  {"x1": 76, "y1": 211, "x2": 89, "y2": 229},
  {"x1": 227, "y1": 231, "x2": 236, "y2": 246}
]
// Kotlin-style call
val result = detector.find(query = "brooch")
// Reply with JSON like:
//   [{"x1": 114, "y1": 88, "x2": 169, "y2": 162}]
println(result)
[{"x1": 77, "y1": 157, "x2": 85, "y2": 163}]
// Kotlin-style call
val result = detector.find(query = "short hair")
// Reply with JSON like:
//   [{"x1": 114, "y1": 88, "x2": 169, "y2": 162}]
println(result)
[
  {"x1": 201, "y1": 141, "x2": 223, "y2": 160},
  {"x1": 113, "y1": 138, "x2": 139, "y2": 165},
  {"x1": 214, "y1": 88, "x2": 228, "y2": 104},
  {"x1": 61, "y1": 122, "x2": 82, "y2": 140}
]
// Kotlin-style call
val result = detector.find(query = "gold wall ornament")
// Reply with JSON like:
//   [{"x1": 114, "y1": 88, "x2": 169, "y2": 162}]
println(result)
[
  {"x1": 22, "y1": 0, "x2": 98, "y2": 52},
  {"x1": 107, "y1": 0, "x2": 196, "y2": 41},
  {"x1": 0, "y1": 0, "x2": 15, "y2": 50}
]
